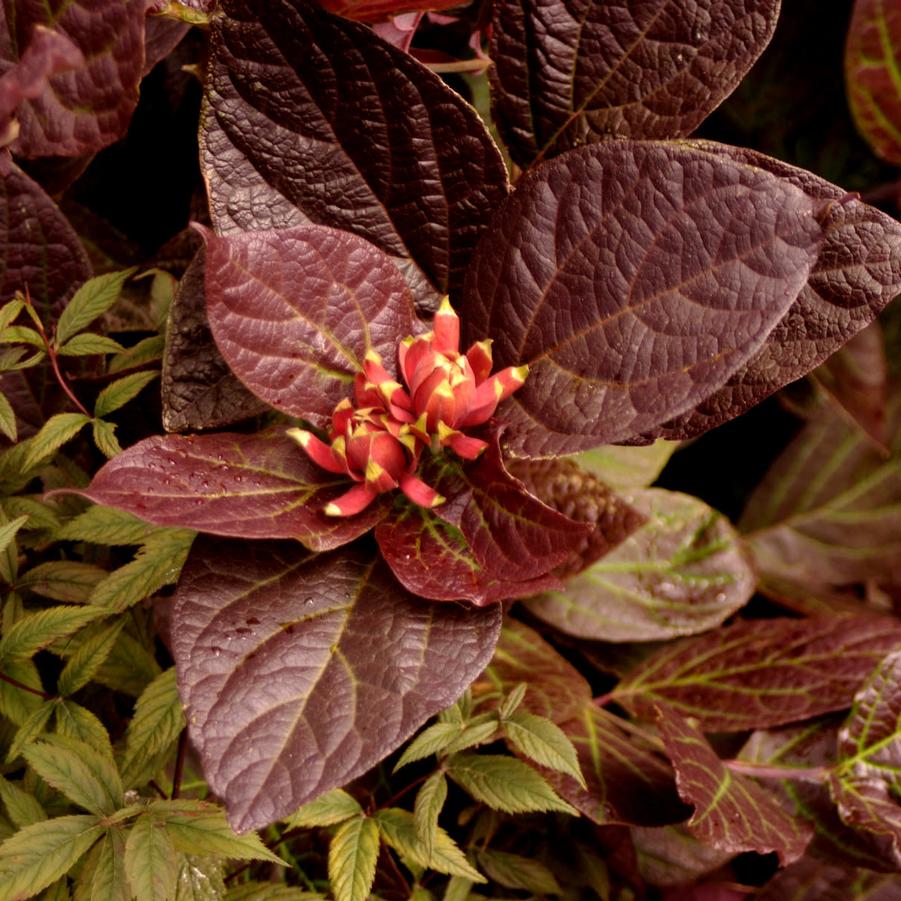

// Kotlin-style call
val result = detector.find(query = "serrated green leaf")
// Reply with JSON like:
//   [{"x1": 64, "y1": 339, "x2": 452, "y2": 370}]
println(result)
[
  {"x1": 0, "y1": 298, "x2": 24, "y2": 332},
  {"x1": 497, "y1": 683, "x2": 527, "y2": 721},
  {"x1": 395, "y1": 723, "x2": 468, "y2": 772},
  {"x1": 0, "y1": 814, "x2": 103, "y2": 901},
  {"x1": 94, "y1": 372, "x2": 159, "y2": 418},
  {"x1": 54, "y1": 701, "x2": 114, "y2": 757},
  {"x1": 90, "y1": 828, "x2": 130, "y2": 901},
  {"x1": 0, "y1": 325, "x2": 44, "y2": 347},
  {"x1": 0, "y1": 393, "x2": 16, "y2": 442},
  {"x1": 444, "y1": 717, "x2": 499, "y2": 755},
  {"x1": 24, "y1": 735, "x2": 122, "y2": 816},
  {"x1": 0, "y1": 658, "x2": 44, "y2": 725},
  {"x1": 18, "y1": 562, "x2": 109, "y2": 603},
  {"x1": 89, "y1": 627, "x2": 160, "y2": 698},
  {"x1": 225, "y1": 884, "x2": 327, "y2": 901},
  {"x1": 0, "y1": 514, "x2": 28, "y2": 559},
  {"x1": 174, "y1": 855, "x2": 226, "y2": 901},
  {"x1": 57, "y1": 505, "x2": 155, "y2": 546},
  {"x1": 3, "y1": 498, "x2": 60, "y2": 535},
  {"x1": 124, "y1": 812, "x2": 180, "y2": 901},
  {"x1": 57, "y1": 334, "x2": 126, "y2": 358},
  {"x1": 441, "y1": 876, "x2": 474, "y2": 901},
  {"x1": 414, "y1": 771, "x2": 447, "y2": 862},
  {"x1": 55, "y1": 271, "x2": 136, "y2": 347},
  {"x1": 328, "y1": 816, "x2": 379, "y2": 901},
  {"x1": 374, "y1": 809, "x2": 484, "y2": 883},
  {"x1": 89, "y1": 530, "x2": 194, "y2": 612},
  {"x1": 37, "y1": 875, "x2": 68, "y2": 901},
  {"x1": 57, "y1": 620, "x2": 125, "y2": 697},
  {"x1": 446, "y1": 754, "x2": 577, "y2": 816},
  {"x1": 503, "y1": 711, "x2": 585, "y2": 788},
  {"x1": 91, "y1": 419, "x2": 122, "y2": 459},
  {"x1": 108, "y1": 335, "x2": 165, "y2": 374},
  {"x1": 148, "y1": 800, "x2": 283, "y2": 865},
  {"x1": 0, "y1": 606, "x2": 107, "y2": 662},
  {"x1": 23, "y1": 414, "x2": 91, "y2": 472},
  {"x1": 475, "y1": 848, "x2": 562, "y2": 896},
  {"x1": 0, "y1": 775, "x2": 47, "y2": 828},
  {"x1": 283, "y1": 789, "x2": 362, "y2": 829},
  {"x1": 6, "y1": 701, "x2": 55, "y2": 763}
]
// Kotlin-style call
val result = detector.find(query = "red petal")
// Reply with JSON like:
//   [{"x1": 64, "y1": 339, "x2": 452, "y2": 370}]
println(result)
[
  {"x1": 465, "y1": 339, "x2": 493, "y2": 383},
  {"x1": 400, "y1": 473, "x2": 445, "y2": 508},
  {"x1": 446, "y1": 431, "x2": 487, "y2": 460},
  {"x1": 432, "y1": 296, "x2": 460, "y2": 355},
  {"x1": 324, "y1": 483, "x2": 378, "y2": 517},
  {"x1": 286, "y1": 428, "x2": 347, "y2": 474}
]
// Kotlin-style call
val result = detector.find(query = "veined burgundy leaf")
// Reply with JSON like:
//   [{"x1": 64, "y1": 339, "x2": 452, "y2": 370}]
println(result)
[
  {"x1": 201, "y1": 0, "x2": 508, "y2": 300},
  {"x1": 758, "y1": 857, "x2": 901, "y2": 900},
  {"x1": 472, "y1": 618, "x2": 592, "y2": 725},
  {"x1": 143, "y1": 16, "x2": 190, "y2": 76},
  {"x1": 526, "y1": 489, "x2": 755, "y2": 642},
  {"x1": 0, "y1": 0, "x2": 146, "y2": 158},
  {"x1": 657, "y1": 705, "x2": 812, "y2": 865},
  {"x1": 845, "y1": 0, "x2": 901, "y2": 164},
  {"x1": 161, "y1": 249, "x2": 269, "y2": 433},
  {"x1": 612, "y1": 616, "x2": 901, "y2": 731},
  {"x1": 461, "y1": 141, "x2": 824, "y2": 457},
  {"x1": 79, "y1": 430, "x2": 386, "y2": 552},
  {"x1": 172, "y1": 538, "x2": 502, "y2": 830},
  {"x1": 490, "y1": 0, "x2": 780, "y2": 168},
  {"x1": 632, "y1": 824, "x2": 733, "y2": 888},
  {"x1": 376, "y1": 436, "x2": 592, "y2": 604},
  {"x1": 202, "y1": 225, "x2": 418, "y2": 423},
  {"x1": 647, "y1": 143, "x2": 901, "y2": 440}
]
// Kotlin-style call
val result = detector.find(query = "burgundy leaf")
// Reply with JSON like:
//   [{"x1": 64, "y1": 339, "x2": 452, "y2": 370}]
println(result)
[
  {"x1": 526, "y1": 489, "x2": 754, "y2": 642},
  {"x1": 845, "y1": 0, "x2": 901, "y2": 165},
  {"x1": 143, "y1": 16, "x2": 190, "y2": 76},
  {"x1": 632, "y1": 824, "x2": 733, "y2": 888},
  {"x1": 202, "y1": 225, "x2": 418, "y2": 423},
  {"x1": 201, "y1": 0, "x2": 508, "y2": 300},
  {"x1": 657, "y1": 705, "x2": 812, "y2": 865},
  {"x1": 648, "y1": 143, "x2": 901, "y2": 440},
  {"x1": 161, "y1": 249, "x2": 269, "y2": 433},
  {"x1": 758, "y1": 857, "x2": 901, "y2": 900},
  {"x1": 172, "y1": 538, "x2": 502, "y2": 830},
  {"x1": 79, "y1": 430, "x2": 386, "y2": 551},
  {"x1": 490, "y1": 0, "x2": 780, "y2": 168},
  {"x1": 613, "y1": 616, "x2": 901, "y2": 731},
  {"x1": 1, "y1": 0, "x2": 146, "y2": 158},
  {"x1": 461, "y1": 141, "x2": 824, "y2": 456}
]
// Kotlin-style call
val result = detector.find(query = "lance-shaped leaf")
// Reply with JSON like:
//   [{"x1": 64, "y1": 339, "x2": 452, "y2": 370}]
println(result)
[
  {"x1": 613, "y1": 616, "x2": 901, "y2": 731},
  {"x1": 1, "y1": 0, "x2": 146, "y2": 158},
  {"x1": 526, "y1": 489, "x2": 755, "y2": 642},
  {"x1": 462, "y1": 140, "x2": 824, "y2": 456},
  {"x1": 79, "y1": 430, "x2": 386, "y2": 552},
  {"x1": 172, "y1": 538, "x2": 502, "y2": 831},
  {"x1": 657, "y1": 705, "x2": 812, "y2": 864},
  {"x1": 576, "y1": 440, "x2": 678, "y2": 491},
  {"x1": 161, "y1": 249, "x2": 268, "y2": 433},
  {"x1": 846, "y1": 0, "x2": 901, "y2": 164},
  {"x1": 201, "y1": 0, "x2": 508, "y2": 299},
  {"x1": 376, "y1": 436, "x2": 591, "y2": 604},
  {"x1": 828, "y1": 650, "x2": 901, "y2": 853},
  {"x1": 202, "y1": 225, "x2": 418, "y2": 423},
  {"x1": 490, "y1": 0, "x2": 780, "y2": 168},
  {"x1": 648, "y1": 143, "x2": 901, "y2": 439}
]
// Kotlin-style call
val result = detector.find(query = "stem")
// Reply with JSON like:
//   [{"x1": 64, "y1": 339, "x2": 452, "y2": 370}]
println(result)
[
  {"x1": 170, "y1": 729, "x2": 188, "y2": 799},
  {"x1": 592, "y1": 691, "x2": 613, "y2": 707},
  {"x1": 382, "y1": 771, "x2": 434, "y2": 810},
  {"x1": 0, "y1": 670, "x2": 52, "y2": 700},
  {"x1": 723, "y1": 759, "x2": 827, "y2": 783},
  {"x1": 382, "y1": 846, "x2": 411, "y2": 897},
  {"x1": 148, "y1": 780, "x2": 168, "y2": 799}
]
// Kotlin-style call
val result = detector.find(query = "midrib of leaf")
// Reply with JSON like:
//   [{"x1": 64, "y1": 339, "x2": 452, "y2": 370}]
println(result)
[{"x1": 875, "y1": 2, "x2": 901, "y2": 102}]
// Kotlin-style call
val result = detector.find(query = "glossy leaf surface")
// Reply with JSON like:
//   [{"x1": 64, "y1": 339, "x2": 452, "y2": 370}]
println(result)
[
  {"x1": 172, "y1": 538, "x2": 502, "y2": 830},
  {"x1": 462, "y1": 141, "x2": 824, "y2": 456},
  {"x1": 490, "y1": 0, "x2": 780, "y2": 167},
  {"x1": 81, "y1": 430, "x2": 385, "y2": 551},
  {"x1": 203, "y1": 225, "x2": 417, "y2": 423},
  {"x1": 201, "y1": 0, "x2": 508, "y2": 299},
  {"x1": 527, "y1": 489, "x2": 754, "y2": 641}
]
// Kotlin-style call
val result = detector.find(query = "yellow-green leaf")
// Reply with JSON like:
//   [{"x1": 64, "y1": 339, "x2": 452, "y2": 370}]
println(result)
[
  {"x1": 57, "y1": 334, "x2": 125, "y2": 357},
  {"x1": 22, "y1": 413, "x2": 91, "y2": 472},
  {"x1": 0, "y1": 606, "x2": 107, "y2": 662},
  {"x1": 124, "y1": 812, "x2": 180, "y2": 901},
  {"x1": 283, "y1": 789, "x2": 362, "y2": 829},
  {"x1": 55, "y1": 270, "x2": 136, "y2": 347},
  {"x1": 57, "y1": 619, "x2": 125, "y2": 696},
  {"x1": 92, "y1": 419, "x2": 122, "y2": 459},
  {"x1": 17, "y1": 562, "x2": 108, "y2": 603},
  {"x1": 328, "y1": 816, "x2": 379, "y2": 901},
  {"x1": 0, "y1": 776, "x2": 46, "y2": 829},
  {"x1": 94, "y1": 371, "x2": 159, "y2": 418},
  {"x1": 414, "y1": 771, "x2": 447, "y2": 862},
  {"x1": 57, "y1": 505, "x2": 155, "y2": 546},
  {"x1": 503, "y1": 711, "x2": 585, "y2": 787}
]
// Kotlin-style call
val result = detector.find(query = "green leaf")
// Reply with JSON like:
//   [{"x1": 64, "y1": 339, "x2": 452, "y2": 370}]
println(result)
[
  {"x1": 0, "y1": 776, "x2": 46, "y2": 828},
  {"x1": 0, "y1": 298, "x2": 24, "y2": 332},
  {"x1": 55, "y1": 270, "x2": 136, "y2": 347},
  {"x1": 503, "y1": 711, "x2": 585, "y2": 788},
  {"x1": 57, "y1": 334, "x2": 126, "y2": 357},
  {"x1": 23, "y1": 735, "x2": 123, "y2": 816},
  {"x1": 441, "y1": 877, "x2": 474, "y2": 901},
  {"x1": 445, "y1": 754, "x2": 577, "y2": 815},
  {"x1": 124, "y1": 812, "x2": 180, "y2": 901},
  {"x1": 395, "y1": 723, "x2": 463, "y2": 771},
  {"x1": 0, "y1": 659, "x2": 44, "y2": 725},
  {"x1": 444, "y1": 717, "x2": 499, "y2": 755},
  {"x1": 54, "y1": 700, "x2": 115, "y2": 757},
  {"x1": 0, "y1": 514, "x2": 28, "y2": 565},
  {"x1": 0, "y1": 393, "x2": 16, "y2": 442},
  {"x1": 3, "y1": 498, "x2": 60, "y2": 535},
  {"x1": 0, "y1": 814, "x2": 103, "y2": 901},
  {"x1": 57, "y1": 619, "x2": 125, "y2": 696},
  {"x1": 0, "y1": 325, "x2": 44, "y2": 347},
  {"x1": 94, "y1": 371, "x2": 159, "y2": 418},
  {"x1": 22, "y1": 413, "x2": 91, "y2": 472},
  {"x1": 89, "y1": 530, "x2": 194, "y2": 612},
  {"x1": 375, "y1": 809, "x2": 484, "y2": 882},
  {"x1": 108, "y1": 335, "x2": 165, "y2": 374},
  {"x1": 475, "y1": 848, "x2": 562, "y2": 896},
  {"x1": 576, "y1": 440, "x2": 678, "y2": 490},
  {"x1": 497, "y1": 683, "x2": 527, "y2": 721},
  {"x1": 6, "y1": 701, "x2": 55, "y2": 763},
  {"x1": 225, "y1": 885, "x2": 326, "y2": 901},
  {"x1": 56, "y1": 505, "x2": 156, "y2": 546},
  {"x1": 87, "y1": 627, "x2": 161, "y2": 698},
  {"x1": 174, "y1": 855, "x2": 226, "y2": 901},
  {"x1": 17, "y1": 562, "x2": 109, "y2": 603},
  {"x1": 90, "y1": 828, "x2": 130, "y2": 901},
  {"x1": 327, "y1": 816, "x2": 379, "y2": 901},
  {"x1": 36, "y1": 876, "x2": 68, "y2": 901},
  {"x1": 92, "y1": 419, "x2": 122, "y2": 459},
  {"x1": 283, "y1": 789, "x2": 362, "y2": 829},
  {"x1": 0, "y1": 606, "x2": 107, "y2": 662},
  {"x1": 414, "y1": 771, "x2": 447, "y2": 862},
  {"x1": 148, "y1": 800, "x2": 283, "y2": 864}
]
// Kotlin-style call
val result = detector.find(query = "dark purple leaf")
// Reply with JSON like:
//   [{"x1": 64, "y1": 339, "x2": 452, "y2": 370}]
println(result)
[
  {"x1": 0, "y1": 0, "x2": 146, "y2": 158},
  {"x1": 461, "y1": 141, "x2": 824, "y2": 456},
  {"x1": 613, "y1": 616, "x2": 901, "y2": 731},
  {"x1": 526, "y1": 489, "x2": 755, "y2": 642},
  {"x1": 202, "y1": 225, "x2": 418, "y2": 423},
  {"x1": 143, "y1": 16, "x2": 189, "y2": 76},
  {"x1": 490, "y1": 0, "x2": 780, "y2": 168},
  {"x1": 758, "y1": 857, "x2": 901, "y2": 900},
  {"x1": 80, "y1": 430, "x2": 386, "y2": 551},
  {"x1": 172, "y1": 537, "x2": 502, "y2": 830},
  {"x1": 161, "y1": 249, "x2": 269, "y2": 433},
  {"x1": 201, "y1": 0, "x2": 508, "y2": 300},
  {"x1": 657, "y1": 705, "x2": 812, "y2": 865},
  {"x1": 632, "y1": 824, "x2": 733, "y2": 888},
  {"x1": 648, "y1": 144, "x2": 901, "y2": 440}
]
